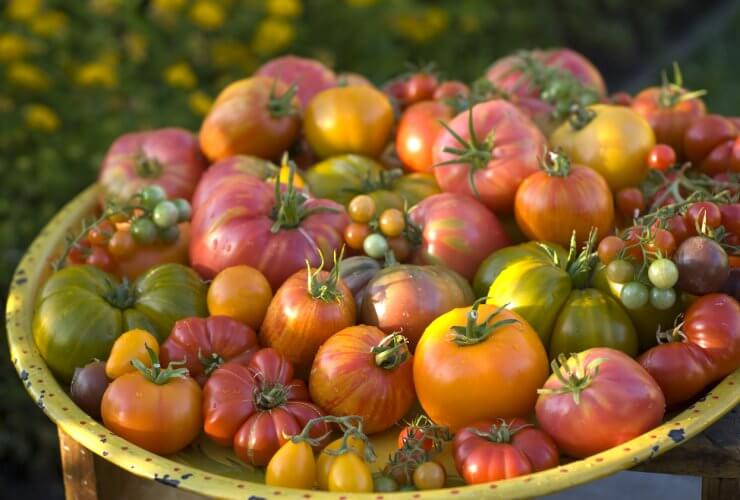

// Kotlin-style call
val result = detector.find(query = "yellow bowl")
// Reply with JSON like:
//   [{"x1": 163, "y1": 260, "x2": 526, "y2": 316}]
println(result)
[{"x1": 7, "y1": 185, "x2": 740, "y2": 499}]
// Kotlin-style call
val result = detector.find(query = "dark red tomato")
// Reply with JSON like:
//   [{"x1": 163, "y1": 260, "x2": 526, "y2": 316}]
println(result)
[
  {"x1": 683, "y1": 293, "x2": 740, "y2": 381},
  {"x1": 86, "y1": 246, "x2": 114, "y2": 272},
  {"x1": 98, "y1": 128, "x2": 207, "y2": 205},
  {"x1": 616, "y1": 187, "x2": 646, "y2": 220},
  {"x1": 68, "y1": 239, "x2": 91, "y2": 264},
  {"x1": 684, "y1": 115, "x2": 740, "y2": 175},
  {"x1": 674, "y1": 236, "x2": 730, "y2": 295},
  {"x1": 608, "y1": 91, "x2": 633, "y2": 106},
  {"x1": 203, "y1": 348, "x2": 330, "y2": 466},
  {"x1": 396, "y1": 101, "x2": 455, "y2": 173},
  {"x1": 433, "y1": 80, "x2": 469, "y2": 101},
  {"x1": 88, "y1": 220, "x2": 115, "y2": 246},
  {"x1": 646, "y1": 144, "x2": 677, "y2": 171},
  {"x1": 686, "y1": 201, "x2": 723, "y2": 230},
  {"x1": 665, "y1": 214, "x2": 692, "y2": 244},
  {"x1": 720, "y1": 203, "x2": 740, "y2": 236},
  {"x1": 433, "y1": 99, "x2": 547, "y2": 214},
  {"x1": 409, "y1": 193, "x2": 510, "y2": 281},
  {"x1": 383, "y1": 79, "x2": 408, "y2": 104},
  {"x1": 647, "y1": 228, "x2": 676, "y2": 258},
  {"x1": 160, "y1": 316, "x2": 259, "y2": 386},
  {"x1": 404, "y1": 73, "x2": 439, "y2": 105},
  {"x1": 255, "y1": 55, "x2": 337, "y2": 107}
]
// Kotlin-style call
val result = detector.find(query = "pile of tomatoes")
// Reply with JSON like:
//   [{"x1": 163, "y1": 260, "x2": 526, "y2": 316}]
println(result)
[{"x1": 31, "y1": 50, "x2": 739, "y2": 494}]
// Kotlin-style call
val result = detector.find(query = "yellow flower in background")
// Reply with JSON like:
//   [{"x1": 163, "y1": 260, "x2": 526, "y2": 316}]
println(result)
[
  {"x1": 393, "y1": 7, "x2": 449, "y2": 43},
  {"x1": 75, "y1": 62, "x2": 118, "y2": 88},
  {"x1": 24, "y1": 104, "x2": 60, "y2": 132},
  {"x1": 252, "y1": 17, "x2": 295, "y2": 56},
  {"x1": 459, "y1": 14, "x2": 481, "y2": 34},
  {"x1": 188, "y1": 90, "x2": 213, "y2": 116},
  {"x1": 6, "y1": 0, "x2": 42, "y2": 22},
  {"x1": 211, "y1": 39, "x2": 253, "y2": 69},
  {"x1": 190, "y1": 0, "x2": 226, "y2": 31},
  {"x1": 7, "y1": 62, "x2": 50, "y2": 90},
  {"x1": 89, "y1": 0, "x2": 123, "y2": 16},
  {"x1": 266, "y1": 0, "x2": 302, "y2": 18},
  {"x1": 124, "y1": 33, "x2": 148, "y2": 63},
  {"x1": 164, "y1": 62, "x2": 197, "y2": 89},
  {"x1": 152, "y1": 0, "x2": 187, "y2": 14},
  {"x1": 345, "y1": 0, "x2": 377, "y2": 6},
  {"x1": 0, "y1": 33, "x2": 30, "y2": 62},
  {"x1": 30, "y1": 10, "x2": 68, "y2": 38}
]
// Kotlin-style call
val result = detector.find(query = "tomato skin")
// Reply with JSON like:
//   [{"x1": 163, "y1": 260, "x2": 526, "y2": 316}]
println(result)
[
  {"x1": 683, "y1": 293, "x2": 740, "y2": 381},
  {"x1": 88, "y1": 220, "x2": 115, "y2": 246},
  {"x1": 638, "y1": 342, "x2": 714, "y2": 407},
  {"x1": 266, "y1": 440, "x2": 316, "y2": 489},
  {"x1": 343, "y1": 222, "x2": 371, "y2": 250},
  {"x1": 256, "y1": 55, "x2": 337, "y2": 107},
  {"x1": 203, "y1": 348, "x2": 329, "y2": 466},
  {"x1": 550, "y1": 105, "x2": 655, "y2": 191},
  {"x1": 86, "y1": 246, "x2": 115, "y2": 272},
  {"x1": 160, "y1": 316, "x2": 259, "y2": 385},
  {"x1": 304, "y1": 86, "x2": 394, "y2": 159},
  {"x1": 598, "y1": 236, "x2": 626, "y2": 264},
  {"x1": 191, "y1": 156, "x2": 279, "y2": 209},
  {"x1": 108, "y1": 229, "x2": 137, "y2": 260},
  {"x1": 683, "y1": 115, "x2": 740, "y2": 175},
  {"x1": 360, "y1": 264, "x2": 475, "y2": 348},
  {"x1": 647, "y1": 228, "x2": 677, "y2": 258},
  {"x1": 434, "y1": 80, "x2": 469, "y2": 101},
  {"x1": 309, "y1": 325, "x2": 414, "y2": 434},
  {"x1": 414, "y1": 305, "x2": 548, "y2": 431},
  {"x1": 404, "y1": 73, "x2": 439, "y2": 104},
  {"x1": 686, "y1": 201, "x2": 722, "y2": 229},
  {"x1": 317, "y1": 436, "x2": 366, "y2": 490},
  {"x1": 413, "y1": 461, "x2": 447, "y2": 490},
  {"x1": 70, "y1": 361, "x2": 110, "y2": 419},
  {"x1": 719, "y1": 203, "x2": 740, "y2": 235},
  {"x1": 327, "y1": 452, "x2": 374, "y2": 493},
  {"x1": 536, "y1": 348, "x2": 665, "y2": 458},
  {"x1": 207, "y1": 265, "x2": 273, "y2": 331},
  {"x1": 397, "y1": 101, "x2": 455, "y2": 173},
  {"x1": 647, "y1": 144, "x2": 677, "y2": 171},
  {"x1": 260, "y1": 267, "x2": 356, "y2": 377},
  {"x1": 398, "y1": 427, "x2": 433, "y2": 452},
  {"x1": 112, "y1": 222, "x2": 190, "y2": 280},
  {"x1": 409, "y1": 193, "x2": 510, "y2": 281},
  {"x1": 433, "y1": 99, "x2": 547, "y2": 214},
  {"x1": 101, "y1": 372, "x2": 202, "y2": 455},
  {"x1": 615, "y1": 187, "x2": 645, "y2": 220},
  {"x1": 515, "y1": 164, "x2": 614, "y2": 247},
  {"x1": 665, "y1": 214, "x2": 692, "y2": 245},
  {"x1": 106, "y1": 329, "x2": 159, "y2": 379},
  {"x1": 454, "y1": 435, "x2": 532, "y2": 484}
]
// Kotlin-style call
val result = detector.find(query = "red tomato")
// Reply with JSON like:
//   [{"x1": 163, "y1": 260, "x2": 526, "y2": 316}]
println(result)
[
  {"x1": 433, "y1": 99, "x2": 547, "y2": 214},
  {"x1": 433, "y1": 80, "x2": 469, "y2": 101},
  {"x1": 160, "y1": 316, "x2": 259, "y2": 386},
  {"x1": 86, "y1": 246, "x2": 114, "y2": 272},
  {"x1": 608, "y1": 91, "x2": 633, "y2": 106},
  {"x1": 409, "y1": 193, "x2": 510, "y2": 280},
  {"x1": 646, "y1": 144, "x2": 677, "y2": 171},
  {"x1": 256, "y1": 55, "x2": 337, "y2": 107},
  {"x1": 720, "y1": 203, "x2": 740, "y2": 235},
  {"x1": 87, "y1": 220, "x2": 115, "y2": 246},
  {"x1": 98, "y1": 128, "x2": 206, "y2": 205},
  {"x1": 68, "y1": 240, "x2": 91, "y2": 264},
  {"x1": 398, "y1": 427, "x2": 434, "y2": 453},
  {"x1": 203, "y1": 348, "x2": 329, "y2": 466},
  {"x1": 396, "y1": 101, "x2": 455, "y2": 173},
  {"x1": 665, "y1": 214, "x2": 692, "y2": 244},
  {"x1": 190, "y1": 155, "x2": 280, "y2": 209},
  {"x1": 686, "y1": 201, "x2": 722, "y2": 230},
  {"x1": 309, "y1": 327, "x2": 415, "y2": 434},
  {"x1": 404, "y1": 73, "x2": 439, "y2": 105},
  {"x1": 598, "y1": 235, "x2": 626, "y2": 264},
  {"x1": 683, "y1": 293, "x2": 740, "y2": 381},
  {"x1": 647, "y1": 228, "x2": 676, "y2": 258},
  {"x1": 535, "y1": 348, "x2": 665, "y2": 458},
  {"x1": 683, "y1": 115, "x2": 740, "y2": 175}
]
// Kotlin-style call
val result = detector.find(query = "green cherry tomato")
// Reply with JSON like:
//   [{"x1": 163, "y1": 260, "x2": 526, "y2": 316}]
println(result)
[
  {"x1": 606, "y1": 259, "x2": 635, "y2": 284},
  {"x1": 130, "y1": 217, "x2": 157, "y2": 245},
  {"x1": 158, "y1": 225, "x2": 181, "y2": 244},
  {"x1": 140, "y1": 185, "x2": 167, "y2": 210},
  {"x1": 649, "y1": 287, "x2": 677, "y2": 310},
  {"x1": 152, "y1": 201, "x2": 180, "y2": 228},
  {"x1": 172, "y1": 198, "x2": 192, "y2": 222},
  {"x1": 621, "y1": 281, "x2": 649, "y2": 310},
  {"x1": 373, "y1": 475, "x2": 399, "y2": 492},
  {"x1": 363, "y1": 233, "x2": 389, "y2": 259},
  {"x1": 647, "y1": 258, "x2": 679, "y2": 289}
]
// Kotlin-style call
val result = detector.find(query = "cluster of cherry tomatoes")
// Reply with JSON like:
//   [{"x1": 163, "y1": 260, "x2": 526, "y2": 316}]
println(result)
[{"x1": 344, "y1": 194, "x2": 410, "y2": 260}]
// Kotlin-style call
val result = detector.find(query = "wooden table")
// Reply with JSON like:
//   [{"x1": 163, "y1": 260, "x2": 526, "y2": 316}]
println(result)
[{"x1": 58, "y1": 406, "x2": 739, "y2": 500}]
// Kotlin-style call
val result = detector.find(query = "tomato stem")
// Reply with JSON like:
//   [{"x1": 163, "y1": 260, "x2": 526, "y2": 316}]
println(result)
[
  {"x1": 657, "y1": 63, "x2": 706, "y2": 109},
  {"x1": 267, "y1": 81, "x2": 299, "y2": 118},
  {"x1": 198, "y1": 350, "x2": 225, "y2": 376},
  {"x1": 565, "y1": 228, "x2": 598, "y2": 289},
  {"x1": 541, "y1": 150, "x2": 572, "y2": 177},
  {"x1": 300, "y1": 415, "x2": 377, "y2": 463},
  {"x1": 104, "y1": 277, "x2": 136, "y2": 309},
  {"x1": 567, "y1": 103, "x2": 596, "y2": 130},
  {"x1": 306, "y1": 247, "x2": 346, "y2": 302},
  {"x1": 466, "y1": 419, "x2": 532, "y2": 444},
  {"x1": 537, "y1": 354, "x2": 607, "y2": 405},
  {"x1": 371, "y1": 333, "x2": 410, "y2": 370},
  {"x1": 131, "y1": 344, "x2": 190, "y2": 385},
  {"x1": 134, "y1": 154, "x2": 163, "y2": 179},
  {"x1": 448, "y1": 297, "x2": 518, "y2": 346},
  {"x1": 254, "y1": 382, "x2": 290, "y2": 410}
]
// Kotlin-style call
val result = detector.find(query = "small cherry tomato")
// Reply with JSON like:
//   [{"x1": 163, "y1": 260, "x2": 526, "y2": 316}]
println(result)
[
  {"x1": 106, "y1": 329, "x2": 160, "y2": 379},
  {"x1": 404, "y1": 73, "x2": 438, "y2": 104},
  {"x1": 140, "y1": 185, "x2": 167, "y2": 210},
  {"x1": 621, "y1": 281, "x2": 649, "y2": 309},
  {"x1": 265, "y1": 440, "x2": 316, "y2": 489},
  {"x1": 87, "y1": 220, "x2": 115, "y2": 246},
  {"x1": 207, "y1": 265, "x2": 273, "y2": 330},
  {"x1": 649, "y1": 287, "x2": 677, "y2": 310},
  {"x1": 616, "y1": 187, "x2": 646, "y2": 220},
  {"x1": 70, "y1": 360, "x2": 110, "y2": 419},
  {"x1": 363, "y1": 233, "x2": 389, "y2": 258},
  {"x1": 316, "y1": 436, "x2": 366, "y2": 491},
  {"x1": 606, "y1": 259, "x2": 635, "y2": 283},
  {"x1": 387, "y1": 236, "x2": 411, "y2": 262},
  {"x1": 152, "y1": 200, "x2": 180, "y2": 228},
  {"x1": 327, "y1": 452, "x2": 374, "y2": 493},
  {"x1": 398, "y1": 427, "x2": 433, "y2": 453},
  {"x1": 86, "y1": 246, "x2": 114, "y2": 271},
  {"x1": 374, "y1": 475, "x2": 400, "y2": 492},
  {"x1": 413, "y1": 461, "x2": 446, "y2": 490},
  {"x1": 130, "y1": 217, "x2": 158, "y2": 245},
  {"x1": 379, "y1": 208, "x2": 405, "y2": 237},
  {"x1": 598, "y1": 235, "x2": 626, "y2": 264},
  {"x1": 344, "y1": 222, "x2": 372, "y2": 250},
  {"x1": 665, "y1": 214, "x2": 692, "y2": 244},
  {"x1": 68, "y1": 240, "x2": 91, "y2": 264},
  {"x1": 433, "y1": 80, "x2": 469, "y2": 101},
  {"x1": 648, "y1": 258, "x2": 679, "y2": 289},
  {"x1": 647, "y1": 144, "x2": 676, "y2": 171},
  {"x1": 158, "y1": 224, "x2": 180, "y2": 244},
  {"x1": 107, "y1": 230, "x2": 137, "y2": 260},
  {"x1": 647, "y1": 228, "x2": 676, "y2": 258},
  {"x1": 719, "y1": 203, "x2": 740, "y2": 235},
  {"x1": 348, "y1": 195, "x2": 376, "y2": 223},
  {"x1": 172, "y1": 198, "x2": 192, "y2": 222},
  {"x1": 686, "y1": 201, "x2": 722, "y2": 230}
]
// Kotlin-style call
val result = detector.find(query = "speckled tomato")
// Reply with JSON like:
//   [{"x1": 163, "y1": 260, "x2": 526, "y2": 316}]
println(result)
[
  {"x1": 98, "y1": 128, "x2": 206, "y2": 205},
  {"x1": 409, "y1": 193, "x2": 510, "y2": 281},
  {"x1": 396, "y1": 101, "x2": 455, "y2": 173},
  {"x1": 256, "y1": 55, "x2": 337, "y2": 107},
  {"x1": 433, "y1": 99, "x2": 547, "y2": 214}
]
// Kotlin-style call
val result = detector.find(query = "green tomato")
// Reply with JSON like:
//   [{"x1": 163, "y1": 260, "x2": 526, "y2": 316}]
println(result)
[
  {"x1": 158, "y1": 224, "x2": 180, "y2": 244},
  {"x1": 140, "y1": 184, "x2": 167, "y2": 209},
  {"x1": 621, "y1": 281, "x2": 649, "y2": 310},
  {"x1": 647, "y1": 258, "x2": 679, "y2": 289},
  {"x1": 173, "y1": 198, "x2": 192, "y2": 222},
  {"x1": 130, "y1": 217, "x2": 157, "y2": 245},
  {"x1": 152, "y1": 200, "x2": 179, "y2": 228},
  {"x1": 373, "y1": 476, "x2": 399, "y2": 492},
  {"x1": 606, "y1": 259, "x2": 635, "y2": 284},
  {"x1": 363, "y1": 233, "x2": 388, "y2": 259},
  {"x1": 649, "y1": 287, "x2": 677, "y2": 310}
]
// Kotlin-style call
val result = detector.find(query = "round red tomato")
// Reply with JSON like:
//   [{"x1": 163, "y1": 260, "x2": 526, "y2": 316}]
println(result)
[
  {"x1": 409, "y1": 193, "x2": 510, "y2": 281},
  {"x1": 256, "y1": 55, "x2": 337, "y2": 107},
  {"x1": 433, "y1": 100, "x2": 547, "y2": 214},
  {"x1": 719, "y1": 203, "x2": 740, "y2": 236},
  {"x1": 191, "y1": 155, "x2": 279, "y2": 209},
  {"x1": 98, "y1": 128, "x2": 206, "y2": 205},
  {"x1": 160, "y1": 316, "x2": 259, "y2": 385},
  {"x1": 683, "y1": 293, "x2": 740, "y2": 381},
  {"x1": 404, "y1": 72, "x2": 439, "y2": 105},
  {"x1": 309, "y1": 327, "x2": 414, "y2": 434},
  {"x1": 536, "y1": 348, "x2": 665, "y2": 458},
  {"x1": 203, "y1": 348, "x2": 330, "y2": 466},
  {"x1": 683, "y1": 115, "x2": 740, "y2": 175},
  {"x1": 396, "y1": 101, "x2": 455, "y2": 173},
  {"x1": 686, "y1": 201, "x2": 723, "y2": 230},
  {"x1": 433, "y1": 80, "x2": 469, "y2": 101}
]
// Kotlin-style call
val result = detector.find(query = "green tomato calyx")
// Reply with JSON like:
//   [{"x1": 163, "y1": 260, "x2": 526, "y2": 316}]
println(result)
[
  {"x1": 371, "y1": 333, "x2": 410, "y2": 370},
  {"x1": 299, "y1": 415, "x2": 376, "y2": 463},
  {"x1": 254, "y1": 381, "x2": 290, "y2": 410},
  {"x1": 467, "y1": 418, "x2": 532, "y2": 444},
  {"x1": 449, "y1": 297, "x2": 518, "y2": 346},
  {"x1": 267, "y1": 81, "x2": 299, "y2": 118},
  {"x1": 306, "y1": 247, "x2": 345, "y2": 302},
  {"x1": 565, "y1": 228, "x2": 599, "y2": 289},
  {"x1": 198, "y1": 350, "x2": 226, "y2": 376},
  {"x1": 541, "y1": 150, "x2": 572, "y2": 177},
  {"x1": 538, "y1": 353, "x2": 607, "y2": 405},
  {"x1": 655, "y1": 316, "x2": 688, "y2": 345},
  {"x1": 131, "y1": 344, "x2": 190, "y2": 385},
  {"x1": 657, "y1": 63, "x2": 706, "y2": 109},
  {"x1": 135, "y1": 153, "x2": 164, "y2": 179},
  {"x1": 105, "y1": 278, "x2": 136, "y2": 309}
]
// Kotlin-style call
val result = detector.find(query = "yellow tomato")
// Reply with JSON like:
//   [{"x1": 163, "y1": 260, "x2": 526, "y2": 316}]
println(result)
[
  {"x1": 327, "y1": 452, "x2": 374, "y2": 493},
  {"x1": 105, "y1": 329, "x2": 160, "y2": 379},
  {"x1": 266, "y1": 440, "x2": 316, "y2": 489},
  {"x1": 207, "y1": 265, "x2": 273, "y2": 330},
  {"x1": 549, "y1": 104, "x2": 655, "y2": 191},
  {"x1": 316, "y1": 436, "x2": 365, "y2": 490},
  {"x1": 304, "y1": 86, "x2": 394, "y2": 159}
]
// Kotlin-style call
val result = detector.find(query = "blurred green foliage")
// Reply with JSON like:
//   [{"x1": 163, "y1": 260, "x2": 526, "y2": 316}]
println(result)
[{"x1": 1, "y1": 0, "x2": 738, "y2": 488}]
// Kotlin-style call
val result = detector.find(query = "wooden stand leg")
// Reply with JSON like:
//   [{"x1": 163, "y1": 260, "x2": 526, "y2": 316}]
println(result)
[
  {"x1": 58, "y1": 427, "x2": 98, "y2": 500},
  {"x1": 702, "y1": 477, "x2": 739, "y2": 500}
]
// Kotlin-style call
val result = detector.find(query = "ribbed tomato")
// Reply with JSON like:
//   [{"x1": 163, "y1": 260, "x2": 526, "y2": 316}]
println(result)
[
  {"x1": 396, "y1": 100, "x2": 455, "y2": 173},
  {"x1": 256, "y1": 55, "x2": 337, "y2": 107},
  {"x1": 191, "y1": 156, "x2": 278, "y2": 209}
]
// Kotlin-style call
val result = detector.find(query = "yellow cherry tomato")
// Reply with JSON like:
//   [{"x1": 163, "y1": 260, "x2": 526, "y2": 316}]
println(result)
[
  {"x1": 105, "y1": 329, "x2": 159, "y2": 379},
  {"x1": 549, "y1": 104, "x2": 655, "y2": 191},
  {"x1": 327, "y1": 452, "x2": 374, "y2": 493},
  {"x1": 348, "y1": 194, "x2": 377, "y2": 223},
  {"x1": 316, "y1": 436, "x2": 365, "y2": 491},
  {"x1": 266, "y1": 440, "x2": 316, "y2": 489},
  {"x1": 207, "y1": 265, "x2": 273, "y2": 330},
  {"x1": 379, "y1": 208, "x2": 405, "y2": 237},
  {"x1": 413, "y1": 461, "x2": 447, "y2": 490},
  {"x1": 304, "y1": 86, "x2": 394, "y2": 159}
]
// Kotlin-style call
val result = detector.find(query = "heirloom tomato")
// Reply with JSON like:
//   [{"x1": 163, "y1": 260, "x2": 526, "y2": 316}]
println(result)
[
  {"x1": 304, "y1": 155, "x2": 440, "y2": 211},
  {"x1": 536, "y1": 348, "x2": 665, "y2": 458},
  {"x1": 260, "y1": 253, "x2": 356, "y2": 377},
  {"x1": 433, "y1": 100, "x2": 547, "y2": 214},
  {"x1": 433, "y1": 80, "x2": 469, "y2": 101},
  {"x1": 514, "y1": 152, "x2": 614, "y2": 247},
  {"x1": 414, "y1": 300, "x2": 548, "y2": 431},
  {"x1": 160, "y1": 315, "x2": 259, "y2": 385},
  {"x1": 409, "y1": 193, "x2": 510, "y2": 281},
  {"x1": 256, "y1": 55, "x2": 337, "y2": 107},
  {"x1": 310, "y1": 327, "x2": 414, "y2": 434},
  {"x1": 33, "y1": 264, "x2": 207, "y2": 381},
  {"x1": 191, "y1": 156, "x2": 279, "y2": 209},
  {"x1": 403, "y1": 71, "x2": 439, "y2": 105},
  {"x1": 337, "y1": 71, "x2": 374, "y2": 88},
  {"x1": 266, "y1": 440, "x2": 316, "y2": 489},
  {"x1": 683, "y1": 115, "x2": 740, "y2": 175},
  {"x1": 396, "y1": 100, "x2": 455, "y2": 173},
  {"x1": 327, "y1": 452, "x2": 374, "y2": 493},
  {"x1": 206, "y1": 265, "x2": 273, "y2": 330},
  {"x1": 337, "y1": 255, "x2": 382, "y2": 307},
  {"x1": 413, "y1": 461, "x2": 446, "y2": 490},
  {"x1": 199, "y1": 76, "x2": 301, "y2": 162},
  {"x1": 360, "y1": 264, "x2": 474, "y2": 348},
  {"x1": 304, "y1": 86, "x2": 394, "y2": 159},
  {"x1": 674, "y1": 236, "x2": 730, "y2": 295},
  {"x1": 316, "y1": 435, "x2": 367, "y2": 490},
  {"x1": 98, "y1": 128, "x2": 206, "y2": 205},
  {"x1": 111, "y1": 223, "x2": 190, "y2": 280},
  {"x1": 189, "y1": 162, "x2": 349, "y2": 290},
  {"x1": 203, "y1": 348, "x2": 329, "y2": 466},
  {"x1": 550, "y1": 104, "x2": 655, "y2": 191},
  {"x1": 453, "y1": 418, "x2": 559, "y2": 484},
  {"x1": 105, "y1": 328, "x2": 159, "y2": 379},
  {"x1": 70, "y1": 361, "x2": 110, "y2": 419}
]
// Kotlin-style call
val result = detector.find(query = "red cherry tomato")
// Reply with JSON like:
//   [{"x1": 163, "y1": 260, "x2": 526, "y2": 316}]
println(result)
[
  {"x1": 398, "y1": 427, "x2": 434, "y2": 453},
  {"x1": 87, "y1": 220, "x2": 116, "y2": 246},
  {"x1": 86, "y1": 246, "x2": 114, "y2": 271},
  {"x1": 646, "y1": 144, "x2": 676, "y2": 171},
  {"x1": 404, "y1": 73, "x2": 439, "y2": 105},
  {"x1": 664, "y1": 214, "x2": 692, "y2": 244},
  {"x1": 686, "y1": 201, "x2": 722, "y2": 230},
  {"x1": 433, "y1": 80, "x2": 469, "y2": 101},
  {"x1": 616, "y1": 188, "x2": 646, "y2": 220},
  {"x1": 68, "y1": 240, "x2": 91, "y2": 264},
  {"x1": 597, "y1": 235, "x2": 626, "y2": 265},
  {"x1": 647, "y1": 228, "x2": 677, "y2": 258},
  {"x1": 719, "y1": 203, "x2": 740, "y2": 236}
]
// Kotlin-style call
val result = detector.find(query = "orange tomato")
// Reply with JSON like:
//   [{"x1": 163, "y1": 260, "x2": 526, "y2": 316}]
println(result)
[
  {"x1": 105, "y1": 329, "x2": 160, "y2": 379},
  {"x1": 112, "y1": 223, "x2": 190, "y2": 280},
  {"x1": 207, "y1": 265, "x2": 273, "y2": 330}
]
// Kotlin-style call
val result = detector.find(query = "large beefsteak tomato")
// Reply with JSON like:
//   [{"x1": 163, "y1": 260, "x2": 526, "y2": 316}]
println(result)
[{"x1": 256, "y1": 55, "x2": 337, "y2": 107}]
